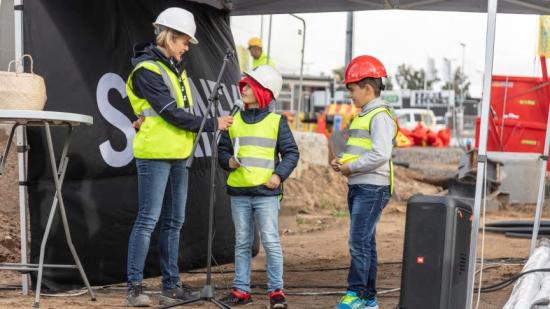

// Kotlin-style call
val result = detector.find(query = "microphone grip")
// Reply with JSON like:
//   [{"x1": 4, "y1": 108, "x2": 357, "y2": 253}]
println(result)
[{"x1": 230, "y1": 100, "x2": 244, "y2": 116}]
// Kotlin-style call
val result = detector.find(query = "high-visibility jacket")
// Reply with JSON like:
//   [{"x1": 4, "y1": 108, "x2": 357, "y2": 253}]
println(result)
[
  {"x1": 340, "y1": 106, "x2": 398, "y2": 193},
  {"x1": 227, "y1": 112, "x2": 281, "y2": 187},
  {"x1": 252, "y1": 52, "x2": 276, "y2": 69},
  {"x1": 126, "y1": 60, "x2": 195, "y2": 159}
]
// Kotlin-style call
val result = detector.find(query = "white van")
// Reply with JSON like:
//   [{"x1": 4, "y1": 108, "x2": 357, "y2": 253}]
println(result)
[{"x1": 394, "y1": 108, "x2": 437, "y2": 131}]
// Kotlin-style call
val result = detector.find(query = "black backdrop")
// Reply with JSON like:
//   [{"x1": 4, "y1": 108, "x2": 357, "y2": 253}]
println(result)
[{"x1": 23, "y1": 0, "x2": 256, "y2": 290}]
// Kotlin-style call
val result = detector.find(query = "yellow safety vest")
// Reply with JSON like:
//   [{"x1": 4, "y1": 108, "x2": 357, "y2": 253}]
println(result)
[
  {"x1": 126, "y1": 60, "x2": 195, "y2": 159},
  {"x1": 340, "y1": 106, "x2": 398, "y2": 194},
  {"x1": 252, "y1": 52, "x2": 276, "y2": 69},
  {"x1": 227, "y1": 112, "x2": 281, "y2": 187}
]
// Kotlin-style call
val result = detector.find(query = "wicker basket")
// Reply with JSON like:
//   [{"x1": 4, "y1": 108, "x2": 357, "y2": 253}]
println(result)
[{"x1": 0, "y1": 54, "x2": 47, "y2": 110}]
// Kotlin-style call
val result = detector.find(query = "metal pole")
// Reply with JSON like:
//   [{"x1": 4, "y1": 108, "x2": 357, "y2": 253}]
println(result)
[
  {"x1": 345, "y1": 12, "x2": 353, "y2": 66},
  {"x1": 460, "y1": 42, "x2": 466, "y2": 139},
  {"x1": 267, "y1": 15, "x2": 272, "y2": 63},
  {"x1": 530, "y1": 56, "x2": 550, "y2": 255},
  {"x1": 260, "y1": 15, "x2": 264, "y2": 41},
  {"x1": 529, "y1": 105, "x2": 550, "y2": 255},
  {"x1": 466, "y1": 1, "x2": 498, "y2": 308},
  {"x1": 290, "y1": 14, "x2": 305, "y2": 131},
  {"x1": 14, "y1": 0, "x2": 29, "y2": 296}
]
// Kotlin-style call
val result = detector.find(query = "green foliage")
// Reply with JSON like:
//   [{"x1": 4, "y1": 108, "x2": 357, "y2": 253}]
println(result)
[{"x1": 395, "y1": 63, "x2": 440, "y2": 90}]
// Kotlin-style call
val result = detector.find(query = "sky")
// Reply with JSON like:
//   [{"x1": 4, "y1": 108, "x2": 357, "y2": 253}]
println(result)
[{"x1": 230, "y1": 10, "x2": 543, "y2": 97}]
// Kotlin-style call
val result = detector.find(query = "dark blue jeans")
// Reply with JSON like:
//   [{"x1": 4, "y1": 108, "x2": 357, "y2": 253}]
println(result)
[
  {"x1": 127, "y1": 159, "x2": 189, "y2": 289},
  {"x1": 346, "y1": 184, "x2": 391, "y2": 298}
]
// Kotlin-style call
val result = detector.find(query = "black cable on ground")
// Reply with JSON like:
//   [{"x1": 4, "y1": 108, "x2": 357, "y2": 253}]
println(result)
[
  {"x1": 478, "y1": 268, "x2": 550, "y2": 293},
  {"x1": 183, "y1": 257, "x2": 524, "y2": 275}
]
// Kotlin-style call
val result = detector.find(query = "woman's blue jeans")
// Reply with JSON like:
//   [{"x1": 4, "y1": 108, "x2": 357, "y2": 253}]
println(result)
[{"x1": 127, "y1": 159, "x2": 188, "y2": 289}]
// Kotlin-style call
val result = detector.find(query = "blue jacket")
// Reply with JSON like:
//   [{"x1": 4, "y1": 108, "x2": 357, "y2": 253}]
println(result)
[
  {"x1": 130, "y1": 43, "x2": 218, "y2": 132},
  {"x1": 218, "y1": 106, "x2": 299, "y2": 196}
]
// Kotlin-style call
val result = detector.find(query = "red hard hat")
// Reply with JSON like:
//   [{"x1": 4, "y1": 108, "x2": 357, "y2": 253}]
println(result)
[{"x1": 344, "y1": 55, "x2": 387, "y2": 85}]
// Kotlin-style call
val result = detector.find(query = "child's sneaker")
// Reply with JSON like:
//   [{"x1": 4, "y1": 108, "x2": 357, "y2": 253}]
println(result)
[
  {"x1": 364, "y1": 296, "x2": 379, "y2": 309},
  {"x1": 219, "y1": 288, "x2": 253, "y2": 306},
  {"x1": 336, "y1": 291, "x2": 365, "y2": 309},
  {"x1": 268, "y1": 289, "x2": 288, "y2": 309}
]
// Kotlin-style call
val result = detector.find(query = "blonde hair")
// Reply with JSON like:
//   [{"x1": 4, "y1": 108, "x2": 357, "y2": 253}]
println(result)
[{"x1": 155, "y1": 27, "x2": 186, "y2": 48}]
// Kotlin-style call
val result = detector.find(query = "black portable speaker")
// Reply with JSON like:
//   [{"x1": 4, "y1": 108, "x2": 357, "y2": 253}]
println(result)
[{"x1": 399, "y1": 195, "x2": 472, "y2": 309}]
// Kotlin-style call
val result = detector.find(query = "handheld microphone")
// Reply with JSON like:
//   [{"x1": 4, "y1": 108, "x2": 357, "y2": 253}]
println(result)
[{"x1": 231, "y1": 99, "x2": 244, "y2": 116}]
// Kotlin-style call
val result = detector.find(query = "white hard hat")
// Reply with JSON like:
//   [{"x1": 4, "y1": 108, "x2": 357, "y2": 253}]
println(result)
[
  {"x1": 154, "y1": 7, "x2": 198, "y2": 44},
  {"x1": 245, "y1": 65, "x2": 283, "y2": 99}
]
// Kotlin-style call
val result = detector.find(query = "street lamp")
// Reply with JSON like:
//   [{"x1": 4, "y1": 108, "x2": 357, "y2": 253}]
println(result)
[
  {"x1": 289, "y1": 14, "x2": 306, "y2": 131},
  {"x1": 459, "y1": 42, "x2": 466, "y2": 106}
]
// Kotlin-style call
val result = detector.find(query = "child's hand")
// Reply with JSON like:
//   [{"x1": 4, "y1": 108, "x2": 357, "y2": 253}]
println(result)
[
  {"x1": 340, "y1": 164, "x2": 351, "y2": 177},
  {"x1": 330, "y1": 158, "x2": 341, "y2": 172},
  {"x1": 229, "y1": 157, "x2": 240, "y2": 169},
  {"x1": 265, "y1": 174, "x2": 281, "y2": 189}
]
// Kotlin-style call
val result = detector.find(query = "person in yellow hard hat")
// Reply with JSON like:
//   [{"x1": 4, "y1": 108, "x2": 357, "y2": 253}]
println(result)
[{"x1": 248, "y1": 37, "x2": 276, "y2": 69}]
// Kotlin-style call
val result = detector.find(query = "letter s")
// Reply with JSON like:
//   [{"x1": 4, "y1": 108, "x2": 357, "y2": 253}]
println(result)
[{"x1": 96, "y1": 73, "x2": 135, "y2": 168}]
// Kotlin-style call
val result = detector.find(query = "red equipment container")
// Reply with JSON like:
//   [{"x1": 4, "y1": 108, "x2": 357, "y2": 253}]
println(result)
[
  {"x1": 474, "y1": 56, "x2": 550, "y2": 169},
  {"x1": 490, "y1": 75, "x2": 549, "y2": 124},
  {"x1": 475, "y1": 117, "x2": 547, "y2": 153}
]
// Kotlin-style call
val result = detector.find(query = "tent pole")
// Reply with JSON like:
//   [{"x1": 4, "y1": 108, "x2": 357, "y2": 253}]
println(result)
[
  {"x1": 267, "y1": 15, "x2": 272, "y2": 63},
  {"x1": 530, "y1": 56, "x2": 550, "y2": 255},
  {"x1": 466, "y1": 0, "x2": 498, "y2": 308},
  {"x1": 14, "y1": 0, "x2": 29, "y2": 296},
  {"x1": 290, "y1": 14, "x2": 305, "y2": 130}
]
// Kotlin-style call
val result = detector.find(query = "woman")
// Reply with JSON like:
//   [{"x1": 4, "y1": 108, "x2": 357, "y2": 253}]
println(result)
[{"x1": 125, "y1": 7, "x2": 233, "y2": 307}]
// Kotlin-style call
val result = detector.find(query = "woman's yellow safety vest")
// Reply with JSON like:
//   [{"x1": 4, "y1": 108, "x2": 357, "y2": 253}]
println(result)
[
  {"x1": 227, "y1": 112, "x2": 281, "y2": 187},
  {"x1": 340, "y1": 106, "x2": 398, "y2": 194},
  {"x1": 126, "y1": 60, "x2": 195, "y2": 159}
]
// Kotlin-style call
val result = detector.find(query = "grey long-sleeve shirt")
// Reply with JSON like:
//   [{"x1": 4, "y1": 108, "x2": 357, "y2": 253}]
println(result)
[{"x1": 347, "y1": 98, "x2": 395, "y2": 186}]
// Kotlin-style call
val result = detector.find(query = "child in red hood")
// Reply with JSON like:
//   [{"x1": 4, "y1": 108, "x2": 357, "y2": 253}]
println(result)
[{"x1": 218, "y1": 65, "x2": 299, "y2": 309}]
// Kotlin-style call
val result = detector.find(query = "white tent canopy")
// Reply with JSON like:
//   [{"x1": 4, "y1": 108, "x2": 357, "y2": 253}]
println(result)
[{"x1": 196, "y1": 0, "x2": 550, "y2": 15}]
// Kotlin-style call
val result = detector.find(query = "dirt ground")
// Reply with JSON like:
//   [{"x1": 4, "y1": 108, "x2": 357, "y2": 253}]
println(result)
[{"x1": 0, "y1": 141, "x2": 544, "y2": 308}]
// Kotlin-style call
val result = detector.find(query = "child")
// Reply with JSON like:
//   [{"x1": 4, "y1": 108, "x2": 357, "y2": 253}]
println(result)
[
  {"x1": 331, "y1": 55, "x2": 397, "y2": 309},
  {"x1": 218, "y1": 65, "x2": 299, "y2": 309}
]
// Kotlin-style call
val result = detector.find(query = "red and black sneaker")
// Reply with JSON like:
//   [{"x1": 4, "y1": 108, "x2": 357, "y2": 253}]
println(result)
[
  {"x1": 219, "y1": 288, "x2": 253, "y2": 306},
  {"x1": 268, "y1": 289, "x2": 288, "y2": 309}
]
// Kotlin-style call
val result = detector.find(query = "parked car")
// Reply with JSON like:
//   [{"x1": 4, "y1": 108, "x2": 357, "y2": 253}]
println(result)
[{"x1": 394, "y1": 108, "x2": 449, "y2": 131}]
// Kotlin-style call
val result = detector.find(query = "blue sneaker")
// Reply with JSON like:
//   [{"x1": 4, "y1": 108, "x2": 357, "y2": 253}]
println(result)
[
  {"x1": 364, "y1": 296, "x2": 379, "y2": 309},
  {"x1": 336, "y1": 291, "x2": 365, "y2": 309}
]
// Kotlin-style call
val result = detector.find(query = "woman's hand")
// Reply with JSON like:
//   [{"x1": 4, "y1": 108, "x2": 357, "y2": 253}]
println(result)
[
  {"x1": 228, "y1": 157, "x2": 240, "y2": 169},
  {"x1": 217, "y1": 116, "x2": 234, "y2": 130},
  {"x1": 133, "y1": 116, "x2": 145, "y2": 130},
  {"x1": 265, "y1": 174, "x2": 281, "y2": 189}
]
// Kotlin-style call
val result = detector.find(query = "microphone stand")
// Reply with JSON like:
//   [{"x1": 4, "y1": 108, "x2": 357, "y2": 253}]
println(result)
[{"x1": 157, "y1": 49, "x2": 234, "y2": 309}]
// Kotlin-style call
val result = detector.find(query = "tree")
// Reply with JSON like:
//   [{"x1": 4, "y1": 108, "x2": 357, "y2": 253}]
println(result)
[
  {"x1": 394, "y1": 64, "x2": 439, "y2": 90},
  {"x1": 442, "y1": 67, "x2": 471, "y2": 100}
]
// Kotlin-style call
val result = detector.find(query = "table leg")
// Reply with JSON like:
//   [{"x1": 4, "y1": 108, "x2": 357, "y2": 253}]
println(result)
[
  {"x1": 0, "y1": 124, "x2": 17, "y2": 175},
  {"x1": 33, "y1": 123, "x2": 95, "y2": 307}
]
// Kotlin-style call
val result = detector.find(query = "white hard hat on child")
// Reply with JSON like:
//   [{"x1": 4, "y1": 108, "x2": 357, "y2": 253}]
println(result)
[
  {"x1": 244, "y1": 65, "x2": 283, "y2": 99},
  {"x1": 154, "y1": 7, "x2": 198, "y2": 44}
]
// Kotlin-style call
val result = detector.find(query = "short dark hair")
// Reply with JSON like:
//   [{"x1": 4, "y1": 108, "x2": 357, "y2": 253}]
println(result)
[{"x1": 356, "y1": 77, "x2": 385, "y2": 97}]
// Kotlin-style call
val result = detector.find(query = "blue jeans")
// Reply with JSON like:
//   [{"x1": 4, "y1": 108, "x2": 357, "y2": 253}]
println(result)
[
  {"x1": 127, "y1": 159, "x2": 189, "y2": 289},
  {"x1": 231, "y1": 196, "x2": 283, "y2": 293},
  {"x1": 346, "y1": 184, "x2": 390, "y2": 298}
]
